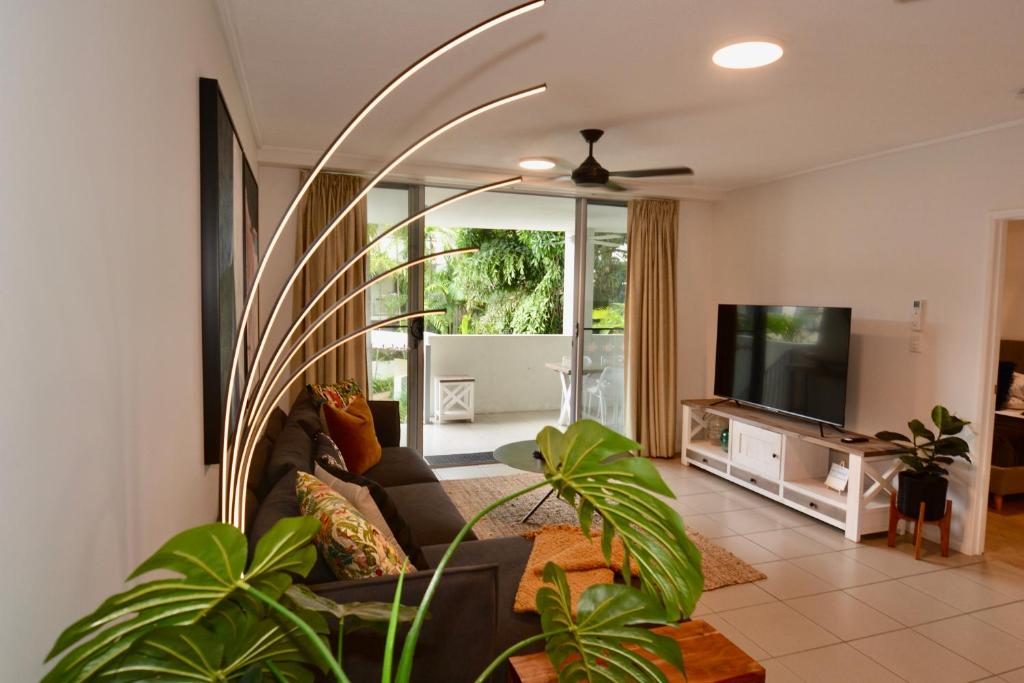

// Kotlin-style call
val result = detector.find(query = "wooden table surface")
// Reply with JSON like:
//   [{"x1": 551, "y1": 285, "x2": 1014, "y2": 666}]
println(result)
[{"x1": 507, "y1": 620, "x2": 765, "y2": 682}]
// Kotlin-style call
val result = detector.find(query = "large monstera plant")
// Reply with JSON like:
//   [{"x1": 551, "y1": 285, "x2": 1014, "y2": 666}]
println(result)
[{"x1": 46, "y1": 420, "x2": 703, "y2": 682}]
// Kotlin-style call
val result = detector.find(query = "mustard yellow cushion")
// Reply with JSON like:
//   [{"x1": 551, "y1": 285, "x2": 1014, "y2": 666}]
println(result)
[{"x1": 322, "y1": 394, "x2": 382, "y2": 475}]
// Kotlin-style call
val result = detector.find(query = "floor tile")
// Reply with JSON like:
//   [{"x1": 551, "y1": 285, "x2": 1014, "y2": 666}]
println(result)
[
  {"x1": 748, "y1": 502, "x2": 820, "y2": 528},
  {"x1": 790, "y1": 551, "x2": 889, "y2": 588},
  {"x1": 844, "y1": 580, "x2": 960, "y2": 626},
  {"x1": 706, "y1": 508, "x2": 788, "y2": 534},
  {"x1": 974, "y1": 602, "x2": 1024, "y2": 639},
  {"x1": 951, "y1": 561, "x2": 1024, "y2": 600},
  {"x1": 717, "y1": 486, "x2": 772, "y2": 510},
  {"x1": 683, "y1": 514, "x2": 738, "y2": 539},
  {"x1": 667, "y1": 476, "x2": 725, "y2": 496},
  {"x1": 778, "y1": 643, "x2": 903, "y2": 682},
  {"x1": 713, "y1": 536, "x2": 782, "y2": 565},
  {"x1": 902, "y1": 570, "x2": 1017, "y2": 612},
  {"x1": 698, "y1": 582, "x2": 777, "y2": 613},
  {"x1": 701, "y1": 613, "x2": 769, "y2": 660},
  {"x1": 839, "y1": 545, "x2": 944, "y2": 578},
  {"x1": 790, "y1": 522, "x2": 860, "y2": 550},
  {"x1": 715, "y1": 601, "x2": 838, "y2": 657},
  {"x1": 758, "y1": 658, "x2": 802, "y2": 682},
  {"x1": 1002, "y1": 667, "x2": 1024, "y2": 682},
  {"x1": 915, "y1": 614, "x2": 1024, "y2": 674},
  {"x1": 678, "y1": 491, "x2": 750, "y2": 513},
  {"x1": 851, "y1": 628, "x2": 989, "y2": 682},
  {"x1": 746, "y1": 528, "x2": 833, "y2": 559},
  {"x1": 664, "y1": 496, "x2": 701, "y2": 516},
  {"x1": 753, "y1": 560, "x2": 837, "y2": 600},
  {"x1": 788, "y1": 591, "x2": 902, "y2": 641}
]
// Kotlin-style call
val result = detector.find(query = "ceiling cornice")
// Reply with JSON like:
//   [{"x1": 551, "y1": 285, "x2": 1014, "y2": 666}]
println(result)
[{"x1": 214, "y1": 0, "x2": 263, "y2": 148}]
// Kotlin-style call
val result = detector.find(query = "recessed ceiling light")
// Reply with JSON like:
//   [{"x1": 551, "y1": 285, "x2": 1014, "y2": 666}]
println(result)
[
  {"x1": 518, "y1": 157, "x2": 556, "y2": 171},
  {"x1": 712, "y1": 41, "x2": 784, "y2": 69}
]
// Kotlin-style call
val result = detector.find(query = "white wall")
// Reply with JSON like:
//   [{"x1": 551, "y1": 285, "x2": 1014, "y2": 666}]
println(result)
[
  {"x1": 676, "y1": 200, "x2": 715, "y2": 449},
  {"x1": 1000, "y1": 221, "x2": 1024, "y2": 340},
  {"x1": 0, "y1": 2, "x2": 255, "y2": 678},
  {"x1": 257, "y1": 165, "x2": 301, "y2": 382},
  {"x1": 426, "y1": 334, "x2": 570, "y2": 414},
  {"x1": 699, "y1": 123, "x2": 1024, "y2": 552}
]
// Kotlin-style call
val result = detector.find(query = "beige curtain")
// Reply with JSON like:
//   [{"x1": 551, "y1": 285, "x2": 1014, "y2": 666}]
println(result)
[
  {"x1": 625, "y1": 198, "x2": 678, "y2": 457},
  {"x1": 292, "y1": 171, "x2": 368, "y2": 392}
]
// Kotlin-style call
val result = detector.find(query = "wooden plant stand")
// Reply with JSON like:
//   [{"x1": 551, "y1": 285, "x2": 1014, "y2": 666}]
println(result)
[{"x1": 887, "y1": 491, "x2": 952, "y2": 560}]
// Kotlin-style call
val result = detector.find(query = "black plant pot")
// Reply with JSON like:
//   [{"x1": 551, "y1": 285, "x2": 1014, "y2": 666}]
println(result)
[{"x1": 897, "y1": 471, "x2": 948, "y2": 521}]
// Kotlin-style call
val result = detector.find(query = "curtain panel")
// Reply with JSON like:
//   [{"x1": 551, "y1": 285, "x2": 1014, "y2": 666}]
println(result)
[
  {"x1": 625, "y1": 198, "x2": 678, "y2": 457},
  {"x1": 292, "y1": 171, "x2": 369, "y2": 393}
]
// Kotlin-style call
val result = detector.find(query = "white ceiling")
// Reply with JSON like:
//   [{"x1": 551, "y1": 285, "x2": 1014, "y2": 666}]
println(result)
[{"x1": 222, "y1": 0, "x2": 1024, "y2": 198}]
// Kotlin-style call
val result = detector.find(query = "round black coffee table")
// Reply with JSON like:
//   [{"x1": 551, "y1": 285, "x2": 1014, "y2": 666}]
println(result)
[{"x1": 494, "y1": 440, "x2": 553, "y2": 522}]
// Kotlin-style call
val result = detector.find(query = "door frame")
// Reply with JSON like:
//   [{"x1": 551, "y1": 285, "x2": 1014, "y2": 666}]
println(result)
[{"x1": 966, "y1": 208, "x2": 1024, "y2": 555}]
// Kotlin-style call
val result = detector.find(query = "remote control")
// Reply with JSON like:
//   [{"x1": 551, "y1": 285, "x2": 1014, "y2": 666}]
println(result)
[{"x1": 840, "y1": 436, "x2": 869, "y2": 444}]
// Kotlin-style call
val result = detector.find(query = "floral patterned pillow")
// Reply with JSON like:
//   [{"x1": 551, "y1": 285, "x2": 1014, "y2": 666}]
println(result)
[
  {"x1": 295, "y1": 471, "x2": 404, "y2": 580},
  {"x1": 307, "y1": 380, "x2": 363, "y2": 409}
]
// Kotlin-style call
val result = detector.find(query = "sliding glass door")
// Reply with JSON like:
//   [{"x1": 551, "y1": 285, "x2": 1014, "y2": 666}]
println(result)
[
  {"x1": 365, "y1": 186, "x2": 627, "y2": 453},
  {"x1": 573, "y1": 200, "x2": 628, "y2": 433}
]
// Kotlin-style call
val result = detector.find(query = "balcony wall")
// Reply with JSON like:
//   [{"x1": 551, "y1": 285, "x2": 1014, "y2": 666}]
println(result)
[{"x1": 425, "y1": 334, "x2": 571, "y2": 414}]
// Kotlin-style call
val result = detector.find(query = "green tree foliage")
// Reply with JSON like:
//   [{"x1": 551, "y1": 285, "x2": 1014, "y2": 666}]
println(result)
[{"x1": 425, "y1": 227, "x2": 565, "y2": 335}]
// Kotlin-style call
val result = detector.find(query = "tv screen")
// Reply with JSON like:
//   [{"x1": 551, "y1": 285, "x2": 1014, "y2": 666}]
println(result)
[{"x1": 714, "y1": 304, "x2": 852, "y2": 426}]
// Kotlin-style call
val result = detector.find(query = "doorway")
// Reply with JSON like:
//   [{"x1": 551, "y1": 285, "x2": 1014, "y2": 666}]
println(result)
[
  {"x1": 983, "y1": 218, "x2": 1024, "y2": 567},
  {"x1": 364, "y1": 185, "x2": 628, "y2": 460}
]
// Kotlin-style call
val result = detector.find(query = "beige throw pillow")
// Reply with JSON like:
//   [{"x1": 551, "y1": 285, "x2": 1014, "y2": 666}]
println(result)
[{"x1": 314, "y1": 464, "x2": 407, "y2": 564}]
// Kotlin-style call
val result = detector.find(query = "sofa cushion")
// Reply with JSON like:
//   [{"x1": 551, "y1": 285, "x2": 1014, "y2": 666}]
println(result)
[
  {"x1": 316, "y1": 450, "x2": 427, "y2": 569},
  {"x1": 263, "y1": 420, "x2": 314, "y2": 489},
  {"x1": 296, "y1": 471, "x2": 405, "y2": 580},
  {"x1": 422, "y1": 536, "x2": 541, "y2": 652},
  {"x1": 362, "y1": 447, "x2": 437, "y2": 487},
  {"x1": 367, "y1": 400, "x2": 401, "y2": 448},
  {"x1": 323, "y1": 395, "x2": 382, "y2": 475},
  {"x1": 386, "y1": 482, "x2": 476, "y2": 547},
  {"x1": 993, "y1": 433, "x2": 1020, "y2": 468},
  {"x1": 264, "y1": 407, "x2": 288, "y2": 443}
]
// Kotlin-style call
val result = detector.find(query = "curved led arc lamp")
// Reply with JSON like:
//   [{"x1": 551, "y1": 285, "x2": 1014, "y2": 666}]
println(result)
[
  {"x1": 232, "y1": 248, "x2": 478, "y2": 526},
  {"x1": 218, "y1": 0, "x2": 546, "y2": 523},
  {"x1": 224, "y1": 84, "x2": 545, "y2": 522},
  {"x1": 242, "y1": 177, "x2": 522, "y2": 436},
  {"x1": 233, "y1": 309, "x2": 446, "y2": 529}
]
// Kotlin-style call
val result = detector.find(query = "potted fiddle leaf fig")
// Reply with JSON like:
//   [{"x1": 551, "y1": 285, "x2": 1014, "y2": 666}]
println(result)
[
  {"x1": 44, "y1": 420, "x2": 703, "y2": 682},
  {"x1": 876, "y1": 405, "x2": 971, "y2": 520}
]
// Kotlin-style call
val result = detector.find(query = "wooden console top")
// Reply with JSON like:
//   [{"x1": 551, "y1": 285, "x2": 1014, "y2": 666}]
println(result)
[{"x1": 681, "y1": 398, "x2": 904, "y2": 458}]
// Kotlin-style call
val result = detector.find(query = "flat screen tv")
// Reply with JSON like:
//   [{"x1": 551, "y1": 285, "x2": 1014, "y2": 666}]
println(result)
[{"x1": 714, "y1": 304, "x2": 852, "y2": 427}]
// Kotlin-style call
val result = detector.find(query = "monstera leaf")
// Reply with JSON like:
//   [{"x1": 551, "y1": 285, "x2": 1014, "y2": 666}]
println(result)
[
  {"x1": 537, "y1": 420, "x2": 704, "y2": 620},
  {"x1": 44, "y1": 517, "x2": 321, "y2": 682},
  {"x1": 537, "y1": 563, "x2": 684, "y2": 682},
  {"x1": 98, "y1": 602, "x2": 328, "y2": 682},
  {"x1": 284, "y1": 584, "x2": 418, "y2": 634}
]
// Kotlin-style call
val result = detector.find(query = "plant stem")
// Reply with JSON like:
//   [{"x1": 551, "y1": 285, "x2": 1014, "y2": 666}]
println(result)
[
  {"x1": 265, "y1": 661, "x2": 287, "y2": 683},
  {"x1": 336, "y1": 615, "x2": 345, "y2": 670},
  {"x1": 394, "y1": 480, "x2": 550, "y2": 683},
  {"x1": 243, "y1": 583, "x2": 351, "y2": 683},
  {"x1": 382, "y1": 562, "x2": 409, "y2": 683},
  {"x1": 472, "y1": 629, "x2": 568, "y2": 683}
]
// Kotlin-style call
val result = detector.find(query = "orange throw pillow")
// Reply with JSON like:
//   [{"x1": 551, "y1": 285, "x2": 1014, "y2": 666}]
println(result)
[{"x1": 321, "y1": 394, "x2": 382, "y2": 475}]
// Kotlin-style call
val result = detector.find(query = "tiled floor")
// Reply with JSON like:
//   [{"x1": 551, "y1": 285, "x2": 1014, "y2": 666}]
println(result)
[
  {"x1": 441, "y1": 455, "x2": 1024, "y2": 682},
  {"x1": 422, "y1": 409, "x2": 559, "y2": 456}
]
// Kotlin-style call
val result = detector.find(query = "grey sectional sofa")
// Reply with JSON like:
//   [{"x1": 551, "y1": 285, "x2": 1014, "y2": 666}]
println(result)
[{"x1": 245, "y1": 391, "x2": 542, "y2": 682}]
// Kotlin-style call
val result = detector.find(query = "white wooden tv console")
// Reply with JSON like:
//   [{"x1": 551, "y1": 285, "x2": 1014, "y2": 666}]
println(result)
[{"x1": 681, "y1": 399, "x2": 904, "y2": 541}]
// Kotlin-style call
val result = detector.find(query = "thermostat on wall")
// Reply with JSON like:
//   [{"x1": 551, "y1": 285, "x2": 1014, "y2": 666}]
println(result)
[{"x1": 911, "y1": 299, "x2": 924, "y2": 332}]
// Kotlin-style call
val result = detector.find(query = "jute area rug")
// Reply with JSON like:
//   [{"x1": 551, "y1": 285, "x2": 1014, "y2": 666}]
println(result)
[{"x1": 441, "y1": 473, "x2": 766, "y2": 591}]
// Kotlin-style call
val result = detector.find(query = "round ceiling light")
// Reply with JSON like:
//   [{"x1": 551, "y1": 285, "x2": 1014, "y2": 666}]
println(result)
[
  {"x1": 518, "y1": 157, "x2": 556, "y2": 171},
  {"x1": 712, "y1": 41, "x2": 784, "y2": 69}
]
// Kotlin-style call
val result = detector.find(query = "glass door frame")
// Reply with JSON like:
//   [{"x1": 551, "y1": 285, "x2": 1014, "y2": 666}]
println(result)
[
  {"x1": 374, "y1": 183, "x2": 626, "y2": 452},
  {"x1": 569, "y1": 197, "x2": 628, "y2": 425}
]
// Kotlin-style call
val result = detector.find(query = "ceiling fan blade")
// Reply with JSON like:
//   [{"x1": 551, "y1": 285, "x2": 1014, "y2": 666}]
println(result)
[
  {"x1": 605, "y1": 180, "x2": 628, "y2": 192},
  {"x1": 608, "y1": 167, "x2": 694, "y2": 178}
]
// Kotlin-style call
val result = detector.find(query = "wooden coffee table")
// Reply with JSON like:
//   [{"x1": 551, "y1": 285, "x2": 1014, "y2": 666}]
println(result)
[{"x1": 507, "y1": 620, "x2": 765, "y2": 682}]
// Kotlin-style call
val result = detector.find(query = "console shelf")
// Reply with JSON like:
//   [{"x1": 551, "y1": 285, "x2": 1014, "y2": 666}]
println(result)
[{"x1": 682, "y1": 398, "x2": 904, "y2": 541}]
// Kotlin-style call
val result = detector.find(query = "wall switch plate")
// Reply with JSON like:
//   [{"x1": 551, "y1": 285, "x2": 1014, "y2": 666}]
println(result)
[{"x1": 911, "y1": 299, "x2": 924, "y2": 331}]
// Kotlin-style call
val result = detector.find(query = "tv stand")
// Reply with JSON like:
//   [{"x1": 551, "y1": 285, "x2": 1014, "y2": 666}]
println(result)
[{"x1": 681, "y1": 399, "x2": 904, "y2": 541}]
